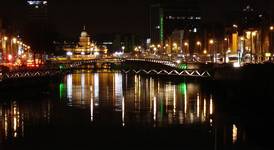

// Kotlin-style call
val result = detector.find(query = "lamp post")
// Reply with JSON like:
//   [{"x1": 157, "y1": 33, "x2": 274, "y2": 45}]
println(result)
[
  {"x1": 196, "y1": 41, "x2": 201, "y2": 54},
  {"x1": 2, "y1": 36, "x2": 8, "y2": 63},
  {"x1": 184, "y1": 42, "x2": 189, "y2": 55},
  {"x1": 224, "y1": 38, "x2": 229, "y2": 63},
  {"x1": 251, "y1": 31, "x2": 257, "y2": 63},
  {"x1": 209, "y1": 39, "x2": 214, "y2": 63},
  {"x1": 270, "y1": 26, "x2": 274, "y2": 61},
  {"x1": 173, "y1": 42, "x2": 178, "y2": 53}
]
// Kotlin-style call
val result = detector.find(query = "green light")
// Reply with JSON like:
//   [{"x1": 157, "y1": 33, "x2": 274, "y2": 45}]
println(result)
[
  {"x1": 179, "y1": 82, "x2": 187, "y2": 95},
  {"x1": 59, "y1": 83, "x2": 65, "y2": 100},
  {"x1": 160, "y1": 98, "x2": 164, "y2": 121},
  {"x1": 59, "y1": 65, "x2": 65, "y2": 70},
  {"x1": 160, "y1": 8, "x2": 164, "y2": 44},
  {"x1": 179, "y1": 64, "x2": 187, "y2": 70}
]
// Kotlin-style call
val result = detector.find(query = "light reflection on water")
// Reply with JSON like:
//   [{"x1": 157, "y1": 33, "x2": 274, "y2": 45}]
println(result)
[
  {"x1": 0, "y1": 99, "x2": 51, "y2": 142},
  {"x1": 0, "y1": 72, "x2": 253, "y2": 149},
  {"x1": 61, "y1": 72, "x2": 214, "y2": 127}
]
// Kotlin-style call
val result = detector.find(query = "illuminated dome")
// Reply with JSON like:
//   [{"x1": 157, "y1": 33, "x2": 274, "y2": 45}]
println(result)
[
  {"x1": 81, "y1": 31, "x2": 88, "y2": 37},
  {"x1": 80, "y1": 26, "x2": 88, "y2": 37}
]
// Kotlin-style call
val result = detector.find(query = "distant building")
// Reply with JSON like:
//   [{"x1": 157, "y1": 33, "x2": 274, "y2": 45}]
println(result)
[
  {"x1": 63, "y1": 27, "x2": 107, "y2": 57},
  {"x1": 149, "y1": 1, "x2": 202, "y2": 54}
]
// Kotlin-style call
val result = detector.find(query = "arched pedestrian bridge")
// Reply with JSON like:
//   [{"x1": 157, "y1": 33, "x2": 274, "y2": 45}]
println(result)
[{"x1": 49, "y1": 57, "x2": 212, "y2": 78}]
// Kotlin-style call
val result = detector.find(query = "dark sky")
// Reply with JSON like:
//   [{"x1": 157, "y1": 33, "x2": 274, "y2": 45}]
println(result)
[
  {"x1": 0, "y1": 0, "x2": 273, "y2": 39},
  {"x1": 49, "y1": 0, "x2": 152, "y2": 38}
]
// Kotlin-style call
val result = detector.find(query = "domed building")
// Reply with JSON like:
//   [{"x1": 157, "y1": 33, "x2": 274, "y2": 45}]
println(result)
[{"x1": 64, "y1": 26, "x2": 107, "y2": 57}]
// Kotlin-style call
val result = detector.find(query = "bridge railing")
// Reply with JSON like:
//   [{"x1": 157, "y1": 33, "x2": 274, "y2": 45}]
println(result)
[
  {"x1": 125, "y1": 58, "x2": 177, "y2": 68},
  {"x1": 0, "y1": 70, "x2": 62, "y2": 81},
  {"x1": 121, "y1": 69, "x2": 211, "y2": 78}
]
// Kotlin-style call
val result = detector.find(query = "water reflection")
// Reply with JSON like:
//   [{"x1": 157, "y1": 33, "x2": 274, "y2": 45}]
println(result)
[
  {"x1": 0, "y1": 71, "x2": 266, "y2": 149},
  {"x1": 61, "y1": 72, "x2": 215, "y2": 127},
  {"x1": 232, "y1": 124, "x2": 238, "y2": 144},
  {"x1": 0, "y1": 99, "x2": 51, "y2": 142}
]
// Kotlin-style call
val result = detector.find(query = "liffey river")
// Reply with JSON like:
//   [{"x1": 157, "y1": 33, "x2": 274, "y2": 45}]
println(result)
[{"x1": 0, "y1": 71, "x2": 273, "y2": 150}]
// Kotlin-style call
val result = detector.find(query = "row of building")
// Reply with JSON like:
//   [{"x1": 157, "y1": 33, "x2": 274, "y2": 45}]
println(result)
[
  {"x1": 61, "y1": 0, "x2": 274, "y2": 63},
  {"x1": 0, "y1": 20, "x2": 34, "y2": 66},
  {"x1": 148, "y1": 0, "x2": 274, "y2": 62},
  {"x1": 3, "y1": 0, "x2": 274, "y2": 63}
]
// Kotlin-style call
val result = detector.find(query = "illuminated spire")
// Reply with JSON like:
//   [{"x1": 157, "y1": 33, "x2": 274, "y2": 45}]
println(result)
[{"x1": 83, "y1": 25, "x2": 86, "y2": 31}]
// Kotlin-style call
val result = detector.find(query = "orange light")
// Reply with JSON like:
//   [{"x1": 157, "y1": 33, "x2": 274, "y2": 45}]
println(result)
[{"x1": 8, "y1": 54, "x2": 13, "y2": 61}]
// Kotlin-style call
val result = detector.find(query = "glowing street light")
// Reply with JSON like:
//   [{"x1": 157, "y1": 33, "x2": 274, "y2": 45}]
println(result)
[
  {"x1": 4, "y1": 36, "x2": 8, "y2": 41},
  {"x1": 173, "y1": 43, "x2": 177, "y2": 47},
  {"x1": 196, "y1": 41, "x2": 202, "y2": 54},
  {"x1": 270, "y1": 26, "x2": 274, "y2": 57},
  {"x1": 233, "y1": 24, "x2": 238, "y2": 28},
  {"x1": 66, "y1": 51, "x2": 73, "y2": 56},
  {"x1": 203, "y1": 50, "x2": 207, "y2": 54},
  {"x1": 8, "y1": 54, "x2": 13, "y2": 61},
  {"x1": 12, "y1": 38, "x2": 17, "y2": 44},
  {"x1": 209, "y1": 39, "x2": 214, "y2": 45},
  {"x1": 172, "y1": 43, "x2": 178, "y2": 52},
  {"x1": 209, "y1": 39, "x2": 215, "y2": 62}
]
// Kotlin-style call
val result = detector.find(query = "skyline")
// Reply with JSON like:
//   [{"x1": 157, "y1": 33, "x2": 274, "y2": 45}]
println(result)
[{"x1": 0, "y1": 0, "x2": 273, "y2": 39}]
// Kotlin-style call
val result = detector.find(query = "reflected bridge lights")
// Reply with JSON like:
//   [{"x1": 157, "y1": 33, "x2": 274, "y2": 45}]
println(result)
[
  {"x1": 90, "y1": 86, "x2": 94, "y2": 122},
  {"x1": 122, "y1": 96, "x2": 125, "y2": 127},
  {"x1": 232, "y1": 124, "x2": 238, "y2": 144}
]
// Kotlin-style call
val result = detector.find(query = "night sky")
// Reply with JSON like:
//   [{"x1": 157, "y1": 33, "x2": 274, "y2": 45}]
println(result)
[{"x1": 0, "y1": 0, "x2": 273, "y2": 39}]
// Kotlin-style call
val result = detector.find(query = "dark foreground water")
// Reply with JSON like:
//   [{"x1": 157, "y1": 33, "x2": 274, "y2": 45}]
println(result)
[{"x1": 0, "y1": 71, "x2": 273, "y2": 150}]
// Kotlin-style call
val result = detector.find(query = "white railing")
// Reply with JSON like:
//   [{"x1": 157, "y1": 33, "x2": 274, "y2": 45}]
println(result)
[{"x1": 122, "y1": 69, "x2": 211, "y2": 78}]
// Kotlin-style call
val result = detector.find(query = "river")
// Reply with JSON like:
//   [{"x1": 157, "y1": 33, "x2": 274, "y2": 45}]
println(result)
[{"x1": 0, "y1": 71, "x2": 273, "y2": 149}]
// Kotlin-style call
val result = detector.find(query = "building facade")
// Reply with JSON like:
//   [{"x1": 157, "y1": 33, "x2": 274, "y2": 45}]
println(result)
[
  {"x1": 63, "y1": 27, "x2": 107, "y2": 57},
  {"x1": 149, "y1": 1, "x2": 202, "y2": 55}
]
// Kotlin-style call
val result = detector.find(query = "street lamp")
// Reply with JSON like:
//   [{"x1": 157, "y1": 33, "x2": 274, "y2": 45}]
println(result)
[
  {"x1": 203, "y1": 50, "x2": 207, "y2": 54},
  {"x1": 270, "y1": 26, "x2": 274, "y2": 61},
  {"x1": 4, "y1": 36, "x2": 8, "y2": 41},
  {"x1": 184, "y1": 42, "x2": 189, "y2": 55},
  {"x1": 12, "y1": 38, "x2": 17, "y2": 44},
  {"x1": 233, "y1": 24, "x2": 238, "y2": 28},
  {"x1": 122, "y1": 46, "x2": 125, "y2": 53},
  {"x1": 196, "y1": 41, "x2": 201, "y2": 54},
  {"x1": 173, "y1": 42, "x2": 178, "y2": 53},
  {"x1": 251, "y1": 31, "x2": 257, "y2": 63},
  {"x1": 209, "y1": 39, "x2": 215, "y2": 62}
]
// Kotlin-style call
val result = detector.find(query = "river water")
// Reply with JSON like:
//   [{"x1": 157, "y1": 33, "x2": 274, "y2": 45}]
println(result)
[{"x1": 0, "y1": 71, "x2": 273, "y2": 149}]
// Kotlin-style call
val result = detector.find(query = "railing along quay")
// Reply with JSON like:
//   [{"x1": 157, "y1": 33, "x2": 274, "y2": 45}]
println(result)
[{"x1": 0, "y1": 69, "x2": 62, "y2": 82}]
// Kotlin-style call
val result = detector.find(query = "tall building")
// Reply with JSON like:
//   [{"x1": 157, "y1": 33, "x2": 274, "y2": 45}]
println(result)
[
  {"x1": 149, "y1": 1, "x2": 202, "y2": 54},
  {"x1": 240, "y1": 0, "x2": 272, "y2": 62},
  {"x1": 25, "y1": 0, "x2": 49, "y2": 53}
]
